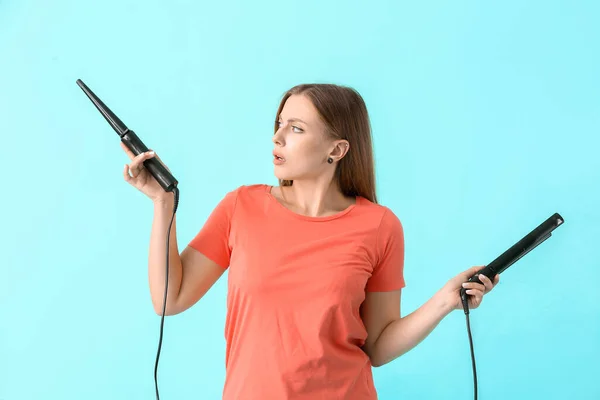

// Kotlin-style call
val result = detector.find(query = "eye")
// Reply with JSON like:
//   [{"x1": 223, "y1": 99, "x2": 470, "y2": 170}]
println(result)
[{"x1": 292, "y1": 125, "x2": 303, "y2": 133}]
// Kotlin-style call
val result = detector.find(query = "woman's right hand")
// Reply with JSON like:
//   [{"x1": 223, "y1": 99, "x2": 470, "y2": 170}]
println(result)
[{"x1": 121, "y1": 142, "x2": 171, "y2": 204}]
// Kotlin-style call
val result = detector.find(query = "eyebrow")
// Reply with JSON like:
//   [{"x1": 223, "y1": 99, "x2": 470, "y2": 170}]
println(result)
[{"x1": 278, "y1": 116, "x2": 308, "y2": 125}]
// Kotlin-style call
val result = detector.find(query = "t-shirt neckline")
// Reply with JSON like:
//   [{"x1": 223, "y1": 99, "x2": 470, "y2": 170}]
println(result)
[{"x1": 265, "y1": 184, "x2": 361, "y2": 222}]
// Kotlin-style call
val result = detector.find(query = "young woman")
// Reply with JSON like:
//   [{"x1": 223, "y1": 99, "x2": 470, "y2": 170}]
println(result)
[{"x1": 121, "y1": 83, "x2": 499, "y2": 399}]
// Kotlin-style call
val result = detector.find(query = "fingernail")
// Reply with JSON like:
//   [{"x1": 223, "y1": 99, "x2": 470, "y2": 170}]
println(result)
[
  {"x1": 462, "y1": 283, "x2": 467, "y2": 287},
  {"x1": 148, "y1": 151, "x2": 155, "y2": 156}
]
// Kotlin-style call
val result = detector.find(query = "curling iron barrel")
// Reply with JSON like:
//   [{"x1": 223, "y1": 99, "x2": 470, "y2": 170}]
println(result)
[{"x1": 76, "y1": 79, "x2": 178, "y2": 192}]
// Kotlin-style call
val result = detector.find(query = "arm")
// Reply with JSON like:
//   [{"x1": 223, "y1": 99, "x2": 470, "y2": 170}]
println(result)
[
  {"x1": 361, "y1": 267, "x2": 496, "y2": 367},
  {"x1": 148, "y1": 198, "x2": 225, "y2": 316},
  {"x1": 360, "y1": 290, "x2": 451, "y2": 367}
]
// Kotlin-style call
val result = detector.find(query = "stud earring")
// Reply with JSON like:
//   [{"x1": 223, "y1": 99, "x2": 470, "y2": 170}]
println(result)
[{"x1": 327, "y1": 157, "x2": 333, "y2": 164}]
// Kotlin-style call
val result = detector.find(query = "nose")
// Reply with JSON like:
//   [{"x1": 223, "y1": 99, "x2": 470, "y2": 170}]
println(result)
[{"x1": 272, "y1": 125, "x2": 284, "y2": 145}]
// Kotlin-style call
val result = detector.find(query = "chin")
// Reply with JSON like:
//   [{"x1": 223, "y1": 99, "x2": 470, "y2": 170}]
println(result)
[
  {"x1": 274, "y1": 172, "x2": 291, "y2": 181},
  {"x1": 273, "y1": 168, "x2": 294, "y2": 182}
]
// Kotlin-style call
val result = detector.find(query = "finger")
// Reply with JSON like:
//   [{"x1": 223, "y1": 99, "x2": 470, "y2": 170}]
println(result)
[
  {"x1": 129, "y1": 162, "x2": 144, "y2": 178},
  {"x1": 464, "y1": 265, "x2": 485, "y2": 280},
  {"x1": 123, "y1": 164, "x2": 132, "y2": 182},
  {"x1": 129, "y1": 151, "x2": 156, "y2": 176},
  {"x1": 131, "y1": 150, "x2": 155, "y2": 165},
  {"x1": 467, "y1": 265, "x2": 484, "y2": 274},
  {"x1": 470, "y1": 293, "x2": 483, "y2": 308},
  {"x1": 462, "y1": 282, "x2": 485, "y2": 292},
  {"x1": 493, "y1": 274, "x2": 500, "y2": 285},
  {"x1": 478, "y1": 274, "x2": 494, "y2": 292},
  {"x1": 120, "y1": 142, "x2": 155, "y2": 163},
  {"x1": 120, "y1": 142, "x2": 137, "y2": 160},
  {"x1": 465, "y1": 289, "x2": 484, "y2": 298}
]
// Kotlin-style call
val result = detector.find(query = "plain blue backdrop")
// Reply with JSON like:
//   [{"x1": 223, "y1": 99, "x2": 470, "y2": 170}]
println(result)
[{"x1": 1, "y1": 1, "x2": 598, "y2": 399}]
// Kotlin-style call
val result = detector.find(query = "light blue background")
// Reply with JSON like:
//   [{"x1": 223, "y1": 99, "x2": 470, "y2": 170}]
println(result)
[{"x1": 1, "y1": 1, "x2": 598, "y2": 399}]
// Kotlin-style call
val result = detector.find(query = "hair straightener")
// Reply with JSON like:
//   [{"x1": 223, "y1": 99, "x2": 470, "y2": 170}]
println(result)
[
  {"x1": 76, "y1": 79, "x2": 178, "y2": 400},
  {"x1": 460, "y1": 212, "x2": 564, "y2": 400}
]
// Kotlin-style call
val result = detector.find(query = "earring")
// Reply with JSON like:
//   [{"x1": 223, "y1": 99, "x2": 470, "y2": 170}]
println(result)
[{"x1": 327, "y1": 157, "x2": 333, "y2": 164}]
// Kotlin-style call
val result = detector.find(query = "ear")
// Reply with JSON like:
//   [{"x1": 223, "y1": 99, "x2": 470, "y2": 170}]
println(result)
[{"x1": 329, "y1": 140, "x2": 350, "y2": 162}]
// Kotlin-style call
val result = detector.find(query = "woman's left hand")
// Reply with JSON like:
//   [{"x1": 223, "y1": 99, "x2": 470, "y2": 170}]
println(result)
[{"x1": 438, "y1": 266, "x2": 500, "y2": 312}]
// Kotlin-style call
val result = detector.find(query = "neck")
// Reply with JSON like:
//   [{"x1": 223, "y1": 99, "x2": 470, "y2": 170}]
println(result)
[{"x1": 280, "y1": 179, "x2": 354, "y2": 217}]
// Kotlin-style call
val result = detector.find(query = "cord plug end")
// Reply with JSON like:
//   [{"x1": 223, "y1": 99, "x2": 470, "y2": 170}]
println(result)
[{"x1": 460, "y1": 288, "x2": 470, "y2": 315}]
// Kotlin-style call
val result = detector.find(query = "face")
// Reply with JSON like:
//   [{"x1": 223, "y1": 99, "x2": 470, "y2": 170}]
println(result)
[{"x1": 272, "y1": 94, "x2": 347, "y2": 181}]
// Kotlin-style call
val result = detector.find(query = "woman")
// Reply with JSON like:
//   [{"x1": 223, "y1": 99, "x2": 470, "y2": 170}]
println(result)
[{"x1": 121, "y1": 83, "x2": 499, "y2": 399}]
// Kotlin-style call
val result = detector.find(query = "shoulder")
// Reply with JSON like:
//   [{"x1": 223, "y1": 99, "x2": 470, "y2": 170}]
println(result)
[
  {"x1": 358, "y1": 197, "x2": 403, "y2": 230},
  {"x1": 241, "y1": 183, "x2": 271, "y2": 195},
  {"x1": 207, "y1": 184, "x2": 269, "y2": 220},
  {"x1": 376, "y1": 206, "x2": 403, "y2": 242},
  {"x1": 357, "y1": 198, "x2": 404, "y2": 255},
  {"x1": 225, "y1": 183, "x2": 270, "y2": 199},
  {"x1": 220, "y1": 183, "x2": 269, "y2": 196},
  {"x1": 218, "y1": 183, "x2": 270, "y2": 206}
]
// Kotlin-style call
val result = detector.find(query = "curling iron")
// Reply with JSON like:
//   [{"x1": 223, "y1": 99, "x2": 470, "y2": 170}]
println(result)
[
  {"x1": 76, "y1": 79, "x2": 178, "y2": 192},
  {"x1": 76, "y1": 79, "x2": 178, "y2": 400}
]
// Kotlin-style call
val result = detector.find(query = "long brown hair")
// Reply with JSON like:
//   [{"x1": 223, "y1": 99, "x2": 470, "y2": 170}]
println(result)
[{"x1": 274, "y1": 83, "x2": 378, "y2": 204}]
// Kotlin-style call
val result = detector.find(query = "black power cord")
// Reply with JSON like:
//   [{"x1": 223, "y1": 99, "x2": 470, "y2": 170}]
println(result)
[
  {"x1": 461, "y1": 290, "x2": 477, "y2": 400},
  {"x1": 154, "y1": 186, "x2": 180, "y2": 400}
]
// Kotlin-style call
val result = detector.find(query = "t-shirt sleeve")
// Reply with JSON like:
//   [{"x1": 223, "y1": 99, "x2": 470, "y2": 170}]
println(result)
[
  {"x1": 366, "y1": 207, "x2": 406, "y2": 292},
  {"x1": 186, "y1": 187, "x2": 240, "y2": 269}
]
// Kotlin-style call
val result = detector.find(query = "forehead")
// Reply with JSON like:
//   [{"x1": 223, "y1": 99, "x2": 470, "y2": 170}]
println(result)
[{"x1": 279, "y1": 94, "x2": 319, "y2": 123}]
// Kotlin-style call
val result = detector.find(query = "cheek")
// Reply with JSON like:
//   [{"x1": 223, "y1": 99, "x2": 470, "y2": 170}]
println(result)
[
  {"x1": 290, "y1": 137, "x2": 323, "y2": 158},
  {"x1": 284, "y1": 135, "x2": 327, "y2": 169},
  {"x1": 296, "y1": 146, "x2": 324, "y2": 167}
]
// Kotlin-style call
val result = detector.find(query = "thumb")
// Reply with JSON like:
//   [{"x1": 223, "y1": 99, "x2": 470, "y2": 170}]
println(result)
[{"x1": 463, "y1": 265, "x2": 485, "y2": 279}]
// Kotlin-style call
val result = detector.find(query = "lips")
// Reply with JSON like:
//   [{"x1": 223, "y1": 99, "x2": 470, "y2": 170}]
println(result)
[{"x1": 273, "y1": 151, "x2": 285, "y2": 162}]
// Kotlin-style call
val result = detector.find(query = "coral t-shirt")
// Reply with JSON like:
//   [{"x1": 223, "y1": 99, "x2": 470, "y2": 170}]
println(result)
[{"x1": 188, "y1": 184, "x2": 405, "y2": 399}]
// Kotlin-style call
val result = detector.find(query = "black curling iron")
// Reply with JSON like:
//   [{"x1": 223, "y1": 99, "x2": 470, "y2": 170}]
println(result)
[
  {"x1": 460, "y1": 212, "x2": 564, "y2": 309},
  {"x1": 460, "y1": 212, "x2": 564, "y2": 400},
  {"x1": 76, "y1": 79, "x2": 178, "y2": 192},
  {"x1": 76, "y1": 78, "x2": 179, "y2": 400}
]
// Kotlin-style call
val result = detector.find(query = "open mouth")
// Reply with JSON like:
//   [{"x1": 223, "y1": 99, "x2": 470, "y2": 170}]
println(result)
[{"x1": 273, "y1": 151, "x2": 286, "y2": 162}]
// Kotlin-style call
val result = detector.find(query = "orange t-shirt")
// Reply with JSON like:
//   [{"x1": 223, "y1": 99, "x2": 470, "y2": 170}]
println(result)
[{"x1": 188, "y1": 184, "x2": 405, "y2": 399}]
